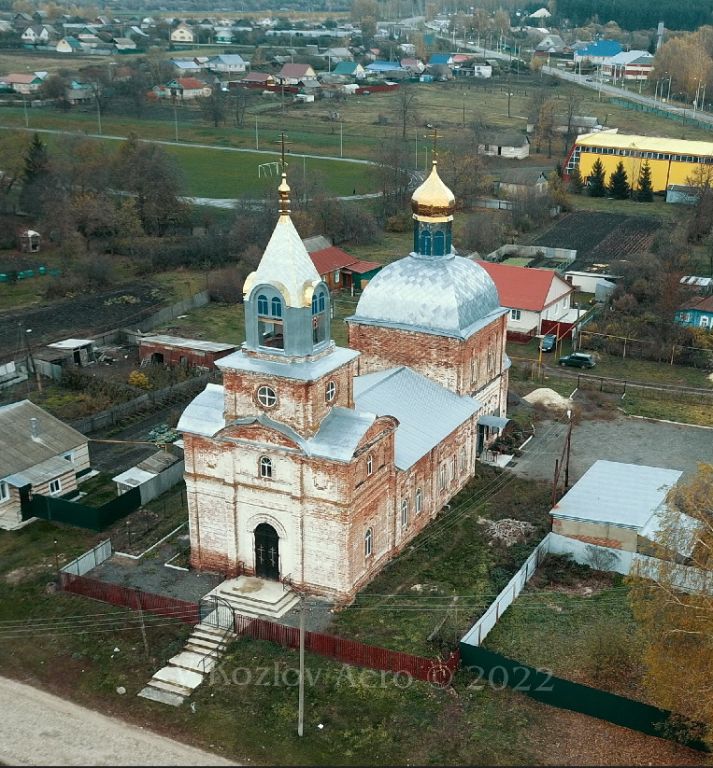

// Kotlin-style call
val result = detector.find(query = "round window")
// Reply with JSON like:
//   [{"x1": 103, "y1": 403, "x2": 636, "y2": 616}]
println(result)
[
  {"x1": 325, "y1": 380, "x2": 336, "y2": 403},
  {"x1": 257, "y1": 385, "x2": 277, "y2": 408}
]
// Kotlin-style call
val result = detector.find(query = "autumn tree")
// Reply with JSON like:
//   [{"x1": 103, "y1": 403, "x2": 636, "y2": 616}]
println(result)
[
  {"x1": 628, "y1": 463, "x2": 713, "y2": 749},
  {"x1": 533, "y1": 98, "x2": 556, "y2": 157},
  {"x1": 636, "y1": 161, "x2": 654, "y2": 202},
  {"x1": 608, "y1": 160, "x2": 630, "y2": 199},
  {"x1": 392, "y1": 86, "x2": 419, "y2": 140},
  {"x1": 588, "y1": 158, "x2": 607, "y2": 197},
  {"x1": 199, "y1": 88, "x2": 227, "y2": 128}
]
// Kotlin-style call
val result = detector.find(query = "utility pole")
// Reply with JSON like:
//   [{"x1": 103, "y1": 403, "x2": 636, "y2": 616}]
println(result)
[
  {"x1": 135, "y1": 591, "x2": 150, "y2": 659},
  {"x1": 173, "y1": 103, "x2": 178, "y2": 142},
  {"x1": 340, "y1": 120, "x2": 343, "y2": 157},
  {"x1": 24, "y1": 328, "x2": 42, "y2": 394},
  {"x1": 297, "y1": 592, "x2": 305, "y2": 737},
  {"x1": 23, "y1": 96, "x2": 29, "y2": 128},
  {"x1": 564, "y1": 409, "x2": 572, "y2": 490},
  {"x1": 255, "y1": 115, "x2": 259, "y2": 150}
]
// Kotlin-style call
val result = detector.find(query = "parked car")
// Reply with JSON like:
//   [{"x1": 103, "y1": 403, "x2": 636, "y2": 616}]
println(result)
[
  {"x1": 559, "y1": 352, "x2": 595, "y2": 368},
  {"x1": 540, "y1": 333, "x2": 556, "y2": 352}
]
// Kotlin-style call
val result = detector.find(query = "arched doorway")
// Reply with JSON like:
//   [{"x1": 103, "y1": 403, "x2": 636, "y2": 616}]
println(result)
[{"x1": 254, "y1": 523, "x2": 280, "y2": 580}]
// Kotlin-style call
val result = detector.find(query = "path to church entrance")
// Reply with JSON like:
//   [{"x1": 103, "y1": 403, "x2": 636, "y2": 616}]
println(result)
[
  {"x1": 509, "y1": 413, "x2": 713, "y2": 484},
  {"x1": 0, "y1": 675, "x2": 236, "y2": 766}
]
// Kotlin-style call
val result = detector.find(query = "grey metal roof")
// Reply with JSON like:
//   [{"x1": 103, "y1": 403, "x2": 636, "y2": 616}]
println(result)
[
  {"x1": 551, "y1": 460, "x2": 683, "y2": 530},
  {"x1": 479, "y1": 415, "x2": 509, "y2": 429},
  {"x1": 177, "y1": 384, "x2": 225, "y2": 437},
  {"x1": 47, "y1": 338, "x2": 95, "y2": 350},
  {"x1": 217, "y1": 346, "x2": 359, "y2": 382},
  {"x1": 0, "y1": 400, "x2": 86, "y2": 480},
  {"x1": 639, "y1": 506, "x2": 700, "y2": 557},
  {"x1": 140, "y1": 334, "x2": 236, "y2": 353},
  {"x1": 112, "y1": 467, "x2": 154, "y2": 487},
  {"x1": 354, "y1": 367, "x2": 478, "y2": 469},
  {"x1": 348, "y1": 253, "x2": 505, "y2": 340},
  {"x1": 137, "y1": 450, "x2": 181, "y2": 473},
  {"x1": 5, "y1": 454, "x2": 74, "y2": 487},
  {"x1": 309, "y1": 407, "x2": 375, "y2": 462}
]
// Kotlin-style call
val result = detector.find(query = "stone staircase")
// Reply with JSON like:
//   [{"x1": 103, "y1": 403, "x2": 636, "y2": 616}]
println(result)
[
  {"x1": 138, "y1": 621, "x2": 235, "y2": 707},
  {"x1": 208, "y1": 576, "x2": 300, "y2": 619}
]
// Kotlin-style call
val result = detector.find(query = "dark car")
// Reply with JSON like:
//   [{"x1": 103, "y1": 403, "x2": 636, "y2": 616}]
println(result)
[
  {"x1": 559, "y1": 352, "x2": 596, "y2": 369},
  {"x1": 539, "y1": 333, "x2": 556, "y2": 352}
]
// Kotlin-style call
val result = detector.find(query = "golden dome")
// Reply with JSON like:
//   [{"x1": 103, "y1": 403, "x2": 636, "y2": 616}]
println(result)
[{"x1": 411, "y1": 161, "x2": 455, "y2": 220}]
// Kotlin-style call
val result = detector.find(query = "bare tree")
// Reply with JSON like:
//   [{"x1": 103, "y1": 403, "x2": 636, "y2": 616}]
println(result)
[{"x1": 392, "y1": 86, "x2": 419, "y2": 140}]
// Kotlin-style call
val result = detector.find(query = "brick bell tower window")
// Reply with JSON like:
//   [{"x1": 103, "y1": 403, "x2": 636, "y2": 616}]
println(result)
[
  {"x1": 257, "y1": 293, "x2": 284, "y2": 350},
  {"x1": 257, "y1": 385, "x2": 277, "y2": 408},
  {"x1": 325, "y1": 380, "x2": 336, "y2": 403},
  {"x1": 311, "y1": 290, "x2": 327, "y2": 345}
]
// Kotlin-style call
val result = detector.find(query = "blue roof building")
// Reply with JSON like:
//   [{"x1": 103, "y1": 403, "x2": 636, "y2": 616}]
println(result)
[{"x1": 573, "y1": 39, "x2": 623, "y2": 62}]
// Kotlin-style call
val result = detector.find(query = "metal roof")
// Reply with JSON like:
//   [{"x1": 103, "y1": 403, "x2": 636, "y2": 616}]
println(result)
[
  {"x1": 639, "y1": 507, "x2": 701, "y2": 557},
  {"x1": 576, "y1": 132, "x2": 713, "y2": 157},
  {"x1": 354, "y1": 367, "x2": 478, "y2": 469},
  {"x1": 5, "y1": 454, "x2": 74, "y2": 487},
  {"x1": 176, "y1": 384, "x2": 225, "y2": 437},
  {"x1": 47, "y1": 338, "x2": 95, "y2": 350},
  {"x1": 348, "y1": 253, "x2": 506, "y2": 340},
  {"x1": 112, "y1": 467, "x2": 155, "y2": 487},
  {"x1": 309, "y1": 407, "x2": 375, "y2": 462},
  {"x1": 0, "y1": 400, "x2": 86, "y2": 480},
  {"x1": 479, "y1": 415, "x2": 509, "y2": 429},
  {"x1": 551, "y1": 460, "x2": 682, "y2": 530},
  {"x1": 217, "y1": 346, "x2": 359, "y2": 382},
  {"x1": 140, "y1": 335, "x2": 236, "y2": 353}
]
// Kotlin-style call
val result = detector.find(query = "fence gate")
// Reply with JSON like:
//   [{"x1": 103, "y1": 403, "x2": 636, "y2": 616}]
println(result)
[{"x1": 199, "y1": 595, "x2": 234, "y2": 630}]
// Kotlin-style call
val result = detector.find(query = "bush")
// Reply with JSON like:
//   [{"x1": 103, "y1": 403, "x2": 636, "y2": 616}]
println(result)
[
  {"x1": 385, "y1": 212, "x2": 411, "y2": 233},
  {"x1": 207, "y1": 265, "x2": 248, "y2": 304},
  {"x1": 128, "y1": 370, "x2": 151, "y2": 390}
]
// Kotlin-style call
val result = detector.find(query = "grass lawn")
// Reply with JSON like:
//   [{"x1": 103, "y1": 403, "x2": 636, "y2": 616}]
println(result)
[
  {"x1": 571, "y1": 194, "x2": 680, "y2": 222},
  {"x1": 76, "y1": 472, "x2": 118, "y2": 507},
  {"x1": 484, "y1": 558, "x2": 647, "y2": 701},
  {"x1": 619, "y1": 392, "x2": 713, "y2": 427},
  {"x1": 155, "y1": 301, "x2": 245, "y2": 344},
  {"x1": 329, "y1": 466, "x2": 552, "y2": 657}
]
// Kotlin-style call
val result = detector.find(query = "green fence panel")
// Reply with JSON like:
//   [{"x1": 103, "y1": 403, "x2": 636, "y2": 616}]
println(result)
[
  {"x1": 23, "y1": 486, "x2": 142, "y2": 531},
  {"x1": 459, "y1": 643, "x2": 708, "y2": 751}
]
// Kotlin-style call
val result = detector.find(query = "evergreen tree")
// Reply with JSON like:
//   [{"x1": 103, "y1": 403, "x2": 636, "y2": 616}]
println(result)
[
  {"x1": 636, "y1": 160, "x2": 654, "y2": 202},
  {"x1": 588, "y1": 158, "x2": 607, "y2": 197},
  {"x1": 608, "y1": 160, "x2": 630, "y2": 200},
  {"x1": 20, "y1": 133, "x2": 50, "y2": 214},
  {"x1": 568, "y1": 166, "x2": 584, "y2": 194}
]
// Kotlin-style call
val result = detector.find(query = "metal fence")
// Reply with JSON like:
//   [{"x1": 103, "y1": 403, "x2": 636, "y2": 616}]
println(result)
[
  {"x1": 234, "y1": 613, "x2": 460, "y2": 686},
  {"x1": 59, "y1": 572, "x2": 200, "y2": 624},
  {"x1": 60, "y1": 539, "x2": 113, "y2": 576},
  {"x1": 24, "y1": 486, "x2": 142, "y2": 531}
]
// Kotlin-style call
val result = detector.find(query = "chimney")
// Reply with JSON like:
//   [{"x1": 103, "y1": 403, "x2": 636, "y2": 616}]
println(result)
[{"x1": 30, "y1": 417, "x2": 39, "y2": 439}]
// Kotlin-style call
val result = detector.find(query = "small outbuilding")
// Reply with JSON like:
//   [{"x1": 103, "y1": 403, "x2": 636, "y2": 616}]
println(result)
[
  {"x1": 18, "y1": 229, "x2": 40, "y2": 253},
  {"x1": 139, "y1": 335, "x2": 237, "y2": 370},
  {"x1": 112, "y1": 447, "x2": 183, "y2": 503}
]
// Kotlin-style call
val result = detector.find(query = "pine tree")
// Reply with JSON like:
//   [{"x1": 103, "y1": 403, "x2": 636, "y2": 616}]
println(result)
[
  {"x1": 20, "y1": 133, "x2": 50, "y2": 214},
  {"x1": 569, "y1": 166, "x2": 584, "y2": 194},
  {"x1": 636, "y1": 160, "x2": 654, "y2": 202},
  {"x1": 608, "y1": 160, "x2": 630, "y2": 200},
  {"x1": 588, "y1": 158, "x2": 607, "y2": 197}
]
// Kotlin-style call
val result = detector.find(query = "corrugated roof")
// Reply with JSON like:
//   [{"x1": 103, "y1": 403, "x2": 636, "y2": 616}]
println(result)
[
  {"x1": 477, "y1": 261, "x2": 571, "y2": 311},
  {"x1": 576, "y1": 132, "x2": 713, "y2": 156},
  {"x1": 343, "y1": 260, "x2": 382, "y2": 274},
  {"x1": 176, "y1": 384, "x2": 225, "y2": 437},
  {"x1": 551, "y1": 460, "x2": 682, "y2": 530},
  {"x1": 0, "y1": 400, "x2": 86, "y2": 479},
  {"x1": 309, "y1": 407, "x2": 375, "y2": 462},
  {"x1": 47, "y1": 338, "x2": 95, "y2": 350},
  {"x1": 176, "y1": 77, "x2": 207, "y2": 89},
  {"x1": 354, "y1": 367, "x2": 478, "y2": 469},
  {"x1": 5, "y1": 454, "x2": 74, "y2": 487},
  {"x1": 679, "y1": 295, "x2": 713, "y2": 312},
  {"x1": 310, "y1": 246, "x2": 356, "y2": 274},
  {"x1": 139, "y1": 334, "x2": 236, "y2": 353}
]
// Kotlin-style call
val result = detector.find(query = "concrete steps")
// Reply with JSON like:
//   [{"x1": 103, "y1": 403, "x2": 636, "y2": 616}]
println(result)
[
  {"x1": 213, "y1": 577, "x2": 300, "y2": 619},
  {"x1": 138, "y1": 621, "x2": 235, "y2": 707}
]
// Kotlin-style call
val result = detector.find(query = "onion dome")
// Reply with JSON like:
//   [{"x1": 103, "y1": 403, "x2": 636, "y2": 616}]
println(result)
[{"x1": 411, "y1": 160, "x2": 456, "y2": 221}]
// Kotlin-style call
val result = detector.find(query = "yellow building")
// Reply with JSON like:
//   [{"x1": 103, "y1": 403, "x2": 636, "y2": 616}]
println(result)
[{"x1": 565, "y1": 132, "x2": 713, "y2": 192}]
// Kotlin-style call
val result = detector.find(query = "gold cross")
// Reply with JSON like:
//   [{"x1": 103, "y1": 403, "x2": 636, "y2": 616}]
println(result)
[
  {"x1": 424, "y1": 127, "x2": 440, "y2": 158},
  {"x1": 275, "y1": 131, "x2": 292, "y2": 170}
]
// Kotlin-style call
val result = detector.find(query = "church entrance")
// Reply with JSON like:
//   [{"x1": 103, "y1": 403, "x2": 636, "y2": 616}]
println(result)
[{"x1": 254, "y1": 523, "x2": 280, "y2": 580}]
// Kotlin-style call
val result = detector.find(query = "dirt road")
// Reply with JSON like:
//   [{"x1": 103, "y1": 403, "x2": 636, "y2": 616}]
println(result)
[{"x1": 0, "y1": 675, "x2": 237, "y2": 766}]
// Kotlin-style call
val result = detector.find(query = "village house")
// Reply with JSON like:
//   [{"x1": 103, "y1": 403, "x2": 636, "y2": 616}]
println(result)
[
  {"x1": 308, "y1": 245, "x2": 382, "y2": 292},
  {"x1": 165, "y1": 77, "x2": 212, "y2": 100},
  {"x1": 476, "y1": 262, "x2": 574, "y2": 341},
  {"x1": 400, "y1": 57, "x2": 425, "y2": 74},
  {"x1": 477, "y1": 131, "x2": 530, "y2": 159},
  {"x1": 496, "y1": 167, "x2": 549, "y2": 197},
  {"x1": 0, "y1": 400, "x2": 90, "y2": 530},
  {"x1": 2, "y1": 73, "x2": 44, "y2": 94},
  {"x1": 56, "y1": 36, "x2": 82, "y2": 53},
  {"x1": 177, "y1": 160, "x2": 509, "y2": 604},
  {"x1": 20, "y1": 24, "x2": 56, "y2": 44},
  {"x1": 239, "y1": 71, "x2": 276, "y2": 88},
  {"x1": 331, "y1": 61, "x2": 366, "y2": 80},
  {"x1": 675, "y1": 295, "x2": 713, "y2": 331},
  {"x1": 277, "y1": 63, "x2": 317, "y2": 85},
  {"x1": 170, "y1": 21, "x2": 194, "y2": 43},
  {"x1": 207, "y1": 54, "x2": 247, "y2": 76}
]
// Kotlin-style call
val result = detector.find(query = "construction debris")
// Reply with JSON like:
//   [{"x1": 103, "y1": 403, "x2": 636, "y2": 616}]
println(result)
[{"x1": 483, "y1": 518, "x2": 536, "y2": 547}]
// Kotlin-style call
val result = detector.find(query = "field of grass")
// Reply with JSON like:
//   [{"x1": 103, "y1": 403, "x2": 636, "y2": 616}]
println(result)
[
  {"x1": 619, "y1": 392, "x2": 713, "y2": 427},
  {"x1": 155, "y1": 301, "x2": 245, "y2": 344}
]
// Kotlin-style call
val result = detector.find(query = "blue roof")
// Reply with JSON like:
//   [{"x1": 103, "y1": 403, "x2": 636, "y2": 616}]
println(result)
[
  {"x1": 366, "y1": 60, "x2": 403, "y2": 71},
  {"x1": 333, "y1": 61, "x2": 358, "y2": 75},
  {"x1": 354, "y1": 367, "x2": 479, "y2": 470},
  {"x1": 576, "y1": 39, "x2": 622, "y2": 58},
  {"x1": 209, "y1": 54, "x2": 245, "y2": 64},
  {"x1": 429, "y1": 53, "x2": 452, "y2": 65}
]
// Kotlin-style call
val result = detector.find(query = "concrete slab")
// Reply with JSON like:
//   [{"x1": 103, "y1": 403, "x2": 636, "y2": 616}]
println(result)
[
  {"x1": 137, "y1": 685, "x2": 184, "y2": 707},
  {"x1": 153, "y1": 666, "x2": 203, "y2": 691},
  {"x1": 169, "y1": 651, "x2": 218, "y2": 674}
]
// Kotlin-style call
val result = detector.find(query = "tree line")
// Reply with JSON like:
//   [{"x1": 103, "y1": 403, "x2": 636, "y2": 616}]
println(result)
[{"x1": 554, "y1": 0, "x2": 713, "y2": 32}]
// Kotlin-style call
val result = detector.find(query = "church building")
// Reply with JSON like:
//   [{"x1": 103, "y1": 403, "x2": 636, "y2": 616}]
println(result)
[{"x1": 178, "y1": 160, "x2": 509, "y2": 602}]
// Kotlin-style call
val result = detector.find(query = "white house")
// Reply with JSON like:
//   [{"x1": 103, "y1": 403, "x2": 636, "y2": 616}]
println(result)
[
  {"x1": 21, "y1": 24, "x2": 55, "y2": 44},
  {"x1": 207, "y1": 54, "x2": 247, "y2": 75},
  {"x1": 477, "y1": 131, "x2": 529, "y2": 159},
  {"x1": 0, "y1": 400, "x2": 90, "y2": 530},
  {"x1": 170, "y1": 22, "x2": 194, "y2": 43},
  {"x1": 477, "y1": 262, "x2": 574, "y2": 338}
]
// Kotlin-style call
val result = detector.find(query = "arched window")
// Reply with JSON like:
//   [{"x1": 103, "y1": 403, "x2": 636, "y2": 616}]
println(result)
[
  {"x1": 257, "y1": 294, "x2": 268, "y2": 315},
  {"x1": 271, "y1": 296, "x2": 282, "y2": 317},
  {"x1": 419, "y1": 229, "x2": 432, "y2": 255},
  {"x1": 364, "y1": 528, "x2": 373, "y2": 557},
  {"x1": 400, "y1": 499, "x2": 409, "y2": 528},
  {"x1": 415, "y1": 488, "x2": 422, "y2": 515},
  {"x1": 433, "y1": 231, "x2": 445, "y2": 256},
  {"x1": 312, "y1": 289, "x2": 327, "y2": 345},
  {"x1": 311, "y1": 294, "x2": 318, "y2": 314},
  {"x1": 259, "y1": 456, "x2": 273, "y2": 479},
  {"x1": 325, "y1": 380, "x2": 336, "y2": 403},
  {"x1": 318, "y1": 291, "x2": 325, "y2": 312},
  {"x1": 366, "y1": 454, "x2": 373, "y2": 476},
  {"x1": 256, "y1": 385, "x2": 277, "y2": 408}
]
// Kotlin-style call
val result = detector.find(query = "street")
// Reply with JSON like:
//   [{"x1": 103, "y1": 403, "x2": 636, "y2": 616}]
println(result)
[{"x1": 0, "y1": 675, "x2": 237, "y2": 766}]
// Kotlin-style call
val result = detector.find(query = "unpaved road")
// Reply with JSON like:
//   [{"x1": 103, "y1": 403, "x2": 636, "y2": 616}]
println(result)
[{"x1": 0, "y1": 675, "x2": 237, "y2": 766}]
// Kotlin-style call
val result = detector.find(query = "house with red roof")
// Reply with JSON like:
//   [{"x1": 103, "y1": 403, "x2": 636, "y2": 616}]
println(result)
[
  {"x1": 476, "y1": 261, "x2": 574, "y2": 340},
  {"x1": 165, "y1": 77, "x2": 212, "y2": 99},
  {"x1": 240, "y1": 71, "x2": 276, "y2": 87},
  {"x1": 308, "y1": 244, "x2": 382, "y2": 292}
]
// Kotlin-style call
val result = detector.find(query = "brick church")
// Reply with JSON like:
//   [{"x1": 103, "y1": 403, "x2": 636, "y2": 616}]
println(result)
[{"x1": 178, "y1": 160, "x2": 510, "y2": 602}]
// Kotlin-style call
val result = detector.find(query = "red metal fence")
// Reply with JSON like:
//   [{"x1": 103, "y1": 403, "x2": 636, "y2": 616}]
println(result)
[
  {"x1": 235, "y1": 613, "x2": 460, "y2": 687},
  {"x1": 59, "y1": 573, "x2": 200, "y2": 625}
]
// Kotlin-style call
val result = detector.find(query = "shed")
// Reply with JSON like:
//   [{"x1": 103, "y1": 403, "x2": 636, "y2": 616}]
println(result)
[
  {"x1": 550, "y1": 460, "x2": 683, "y2": 551},
  {"x1": 496, "y1": 168, "x2": 549, "y2": 197},
  {"x1": 477, "y1": 131, "x2": 530, "y2": 160},
  {"x1": 18, "y1": 229, "x2": 40, "y2": 253},
  {"x1": 112, "y1": 448, "x2": 183, "y2": 503},
  {"x1": 46, "y1": 338, "x2": 96, "y2": 366},
  {"x1": 138, "y1": 335, "x2": 237, "y2": 369}
]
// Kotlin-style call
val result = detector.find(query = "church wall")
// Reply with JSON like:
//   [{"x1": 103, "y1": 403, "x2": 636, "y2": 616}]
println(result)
[{"x1": 222, "y1": 356, "x2": 356, "y2": 437}]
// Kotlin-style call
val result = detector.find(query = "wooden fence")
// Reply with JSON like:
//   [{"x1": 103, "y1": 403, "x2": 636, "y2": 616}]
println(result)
[
  {"x1": 234, "y1": 613, "x2": 459, "y2": 687},
  {"x1": 59, "y1": 572, "x2": 200, "y2": 624}
]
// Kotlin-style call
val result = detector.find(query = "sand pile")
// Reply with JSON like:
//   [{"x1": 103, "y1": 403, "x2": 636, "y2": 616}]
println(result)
[{"x1": 523, "y1": 387, "x2": 572, "y2": 411}]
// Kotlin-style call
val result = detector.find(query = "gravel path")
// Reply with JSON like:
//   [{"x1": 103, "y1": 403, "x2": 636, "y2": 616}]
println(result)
[{"x1": 0, "y1": 675, "x2": 237, "y2": 766}]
